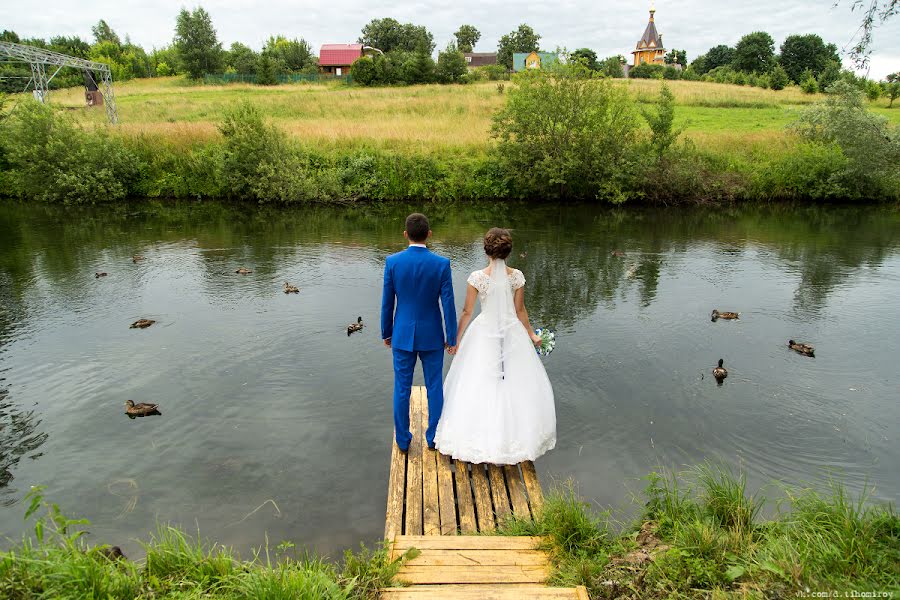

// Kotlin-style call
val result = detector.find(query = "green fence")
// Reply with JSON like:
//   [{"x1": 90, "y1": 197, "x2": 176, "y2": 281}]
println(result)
[{"x1": 203, "y1": 73, "x2": 352, "y2": 85}]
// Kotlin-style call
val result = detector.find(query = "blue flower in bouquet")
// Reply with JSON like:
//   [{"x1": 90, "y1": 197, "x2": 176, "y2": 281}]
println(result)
[{"x1": 534, "y1": 328, "x2": 556, "y2": 356}]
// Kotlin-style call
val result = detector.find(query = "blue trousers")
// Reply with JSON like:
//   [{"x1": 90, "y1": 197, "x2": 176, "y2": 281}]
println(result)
[{"x1": 393, "y1": 348, "x2": 444, "y2": 449}]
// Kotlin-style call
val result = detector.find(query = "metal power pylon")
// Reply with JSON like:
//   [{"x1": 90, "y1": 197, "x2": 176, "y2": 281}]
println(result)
[{"x1": 0, "y1": 41, "x2": 118, "y2": 124}]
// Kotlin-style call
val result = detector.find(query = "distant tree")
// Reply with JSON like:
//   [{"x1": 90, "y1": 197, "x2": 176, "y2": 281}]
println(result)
[
  {"x1": 401, "y1": 45, "x2": 436, "y2": 84},
  {"x1": 769, "y1": 63, "x2": 790, "y2": 90},
  {"x1": 1, "y1": 30, "x2": 20, "y2": 43},
  {"x1": 227, "y1": 42, "x2": 259, "y2": 75},
  {"x1": 800, "y1": 69, "x2": 819, "y2": 94},
  {"x1": 150, "y1": 45, "x2": 180, "y2": 76},
  {"x1": 436, "y1": 44, "x2": 467, "y2": 83},
  {"x1": 630, "y1": 63, "x2": 666, "y2": 79},
  {"x1": 263, "y1": 36, "x2": 315, "y2": 73},
  {"x1": 599, "y1": 55, "x2": 626, "y2": 78},
  {"x1": 642, "y1": 84, "x2": 681, "y2": 157},
  {"x1": 817, "y1": 60, "x2": 843, "y2": 90},
  {"x1": 733, "y1": 31, "x2": 775, "y2": 73},
  {"x1": 497, "y1": 24, "x2": 541, "y2": 69},
  {"x1": 664, "y1": 49, "x2": 687, "y2": 66},
  {"x1": 174, "y1": 7, "x2": 223, "y2": 79},
  {"x1": 454, "y1": 25, "x2": 481, "y2": 53},
  {"x1": 691, "y1": 44, "x2": 734, "y2": 75},
  {"x1": 358, "y1": 18, "x2": 434, "y2": 54},
  {"x1": 778, "y1": 34, "x2": 840, "y2": 83},
  {"x1": 570, "y1": 48, "x2": 599, "y2": 71},
  {"x1": 255, "y1": 52, "x2": 278, "y2": 85},
  {"x1": 49, "y1": 36, "x2": 91, "y2": 58},
  {"x1": 866, "y1": 79, "x2": 882, "y2": 101},
  {"x1": 91, "y1": 20, "x2": 121, "y2": 46},
  {"x1": 351, "y1": 57, "x2": 378, "y2": 86},
  {"x1": 886, "y1": 72, "x2": 900, "y2": 107}
]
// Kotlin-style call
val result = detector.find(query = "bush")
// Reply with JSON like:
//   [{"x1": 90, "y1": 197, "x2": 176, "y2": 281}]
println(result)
[
  {"x1": 0, "y1": 101, "x2": 142, "y2": 204},
  {"x1": 662, "y1": 66, "x2": 682, "y2": 80},
  {"x1": 792, "y1": 81, "x2": 900, "y2": 199},
  {"x1": 865, "y1": 80, "x2": 882, "y2": 101},
  {"x1": 630, "y1": 63, "x2": 666, "y2": 79},
  {"x1": 435, "y1": 45, "x2": 467, "y2": 83},
  {"x1": 477, "y1": 64, "x2": 510, "y2": 81},
  {"x1": 800, "y1": 69, "x2": 819, "y2": 94},
  {"x1": 769, "y1": 64, "x2": 790, "y2": 91},
  {"x1": 492, "y1": 63, "x2": 639, "y2": 200},
  {"x1": 351, "y1": 57, "x2": 378, "y2": 86}
]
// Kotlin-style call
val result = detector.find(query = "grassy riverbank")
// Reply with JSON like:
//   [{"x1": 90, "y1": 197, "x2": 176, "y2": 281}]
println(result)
[
  {"x1": 2, "y1": 466, "x2": 896, "y2": 598},
  {"x1": 1, "y1": 76, "x2": 898, "y2": 203}
]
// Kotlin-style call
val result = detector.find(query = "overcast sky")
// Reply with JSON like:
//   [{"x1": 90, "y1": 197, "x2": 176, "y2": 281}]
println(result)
[{"x1": 3, "y1": 0, "x2": 899, "y2": 79}]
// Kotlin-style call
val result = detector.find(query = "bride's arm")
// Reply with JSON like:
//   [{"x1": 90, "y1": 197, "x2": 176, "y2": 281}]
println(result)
[
  {"x1": 449, "y1": 285, "x2": 479, "y2": 354},
  {"x1": 514, "y1": 288, "x2": 542, "y2": 347}
]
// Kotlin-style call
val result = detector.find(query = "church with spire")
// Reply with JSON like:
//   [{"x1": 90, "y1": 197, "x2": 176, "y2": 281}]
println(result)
[{"x1": 632, "y1": 4, "x2": 667, "y2": 66}]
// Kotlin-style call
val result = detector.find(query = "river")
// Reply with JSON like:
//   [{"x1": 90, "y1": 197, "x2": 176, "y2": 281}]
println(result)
[{"x1": 0, "y1": 201, "x2": 898, "y2": 559}]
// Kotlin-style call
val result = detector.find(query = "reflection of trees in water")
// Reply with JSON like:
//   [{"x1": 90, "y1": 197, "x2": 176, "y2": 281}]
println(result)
[{"x1": 0, "y1": 386, "x2": 48, "y2": 506}]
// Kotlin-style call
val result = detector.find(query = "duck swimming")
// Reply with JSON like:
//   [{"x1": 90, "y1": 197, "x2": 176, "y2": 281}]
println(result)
[
  {"x1": 132, "y1": 255, "x2": 144, "y2": 263},
  {"x1": 788, "y1": 340, "x2": 815, "y2": 357},
  {"x1": 711, "y1": 310, "x2": 740, "y2": 322},
  {"x1": 283, "y1": 282, "x2": 299, "y2": 294},
  {"x1": 95, "y1": 272, "x2": 108, "y2": 278},
  {"x1": 124, "y1": 400, "x2": 161, "y2": 417},
  {"x1": 130, "y1": 319, "x2": 156, "y2": 329},
  {"x1": 347, "y1": 317, "x2": 364, "y2": 336},
  {"x1": 712, "y1": 358, "x2": 728, "y2": 382},
  {"x1": 235, "y1": 267, "x2": 252, "y2": 275}
]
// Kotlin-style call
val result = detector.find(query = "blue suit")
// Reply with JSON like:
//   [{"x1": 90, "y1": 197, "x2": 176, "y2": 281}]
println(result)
[{"x1": 381, "y1": 246, "x2": 457, "y2": 449}]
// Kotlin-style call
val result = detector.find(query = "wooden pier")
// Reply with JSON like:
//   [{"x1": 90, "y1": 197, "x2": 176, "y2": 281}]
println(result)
[{"x1": 381, "y1": 386, "x2": 586, "y2": 599}]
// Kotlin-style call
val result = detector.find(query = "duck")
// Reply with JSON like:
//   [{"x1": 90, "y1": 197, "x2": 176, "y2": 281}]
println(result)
[
  {"x1": 712, "y1": 358, "x2": 728, "y2": 382},
  {"x1": 235, "y1": 267, "x2": 252, "y2": 275},
  {"x1": 711, "y1": 309, "x2": 740, "y2": 322},
  {"x1": 283, "y1": 282, "x2": 299, "y2": 294},
  {"x1": 124, "y1": 400, "x2": 161, "y2": 417},
  {"x1": 95, "y1": 272, "x2": 108, "y2": 278},
  {"x1": 97, "y1": 546, "x2": 126, "y2": 560},
  {"x1": 129, "y1": 319, "x2": 156, "y2": 329},
  {"x1": 347, "y1": 316, "x2": 364, "y2": 336},
  {"x1": 611, "y1": 250, "x2": 625, "y2": 258},
  {"x1": 788, "y1": 340, "x2": 815, "y2": 357},
  {"x1": 132, "y1": 255, "x2": 144, "y2": 263}
]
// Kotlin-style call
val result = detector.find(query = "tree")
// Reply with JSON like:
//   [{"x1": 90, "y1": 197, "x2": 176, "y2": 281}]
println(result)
[
  {"x1": 837, "y1": 0, "x2": 899, "y2": 66},
  {"x1": 264, "y1": 36, "x2": 315, "y2": 73},
  {"x1": 769, "y1": 64, "x2": 790, "y2": 90},
  {"x1": 497, "y1": 24, "x2": 541, "y2": 70},
  {"x1": 642, "y1": 84, "x2": 681, "y2": 157},
  {"x1": 885, "y1": 72, "x2": 899, "y2": 107},
  {"x1": 174, "y1": 7, "x2": 223, "y2": 79},
  {"x1": 817, "y1": 60, "x2": 843, "y2": 91},
  {"x1": 91, "y1": 20, "x2": 121, "y2": 46},
  {"x1": 351, "y1": 57, "x2": 378, "y2": 86},
  {"x1": 227, "y1": 42, "x2": 259, "y2": 75},
  {"x1": 779, "y1": 34, "x2": 840, "y2": 83},
  {"x1": 454, "y1": 25, "x2": 480, "y2": 53},
  {"x1": 599, "y1": 55, "x2": 626, "y2": 78},
  {"x1": 733, "y1": 32, "x2": 775, "y2": 73},
  {"x1": 401, "y1": 46, "x2": 435, "y2": 84},
  {"x1": 50, "y1": 36, "x2": 91, "y2": 59},
  {"x1": 491, "y1": 61, "x2": 639, "y2": 199},
  {"x1": 571, "y1": 48, "x2": 599, "y2": 71},
  {"x1": 664, "y1": 49, "x2": 687, "y2": 67},
  {"x1": 692, "y1": 44, "x2": 734, "y2": 75},
  {"x1": 436, "y1": 44, "x2": 467, "y2": 83},
  {"x1": 358, "y1": 18, "x2": 434, "y2": 54},
  {"x1": 255, "y1": 52, "x2": 278, "y2": 85},
  {"x1": 800, "y1": 69, "x2": 819, "y2": 94}
]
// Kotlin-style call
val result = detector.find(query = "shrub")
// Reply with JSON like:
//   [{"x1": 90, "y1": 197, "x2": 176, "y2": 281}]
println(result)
[
  {"x1": 435, "y1": 45, "x2": 467, "y2": 83},
  {"x1": 477, "y1": 64, "x2": 510, "y2": 81},
  {"x1": 865, "y1": 80, "x2": 882, "y2": 101},
  {"x1": 800, "y1": 69, "x2": 819, "y2": 94},
  {"x1": 492, "y1": 63, "x2": 639, "y2": 200},
  {"x1": 255, "y1": 53, "x2": 278, "y2": 86},
  {"x1": 351, "y1": 56, "x2": 378, "y2": 86},
  {"x1": 792, "y1": 81, "x2": 900, "y2": 199},
  {"x1": 0, "y1": 101, "x2": 142, "y2": 204},
  {"x1": 662, "y1": 66, "x2": 682, "y2": 80},
  {"x1": 642, "y1": 83, "x2": 680, "y2": 157},
  {"x1": 770, "y1": 64, "x2": 790, "y2": 91},
  {"x1": 630, "y1": 63, "x2": 665, "y2": 79}
]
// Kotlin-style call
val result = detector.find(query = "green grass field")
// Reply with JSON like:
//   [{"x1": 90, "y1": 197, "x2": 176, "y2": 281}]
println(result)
[{"x1": 48, "y1": 77, "x2": 900, "y2": 155}]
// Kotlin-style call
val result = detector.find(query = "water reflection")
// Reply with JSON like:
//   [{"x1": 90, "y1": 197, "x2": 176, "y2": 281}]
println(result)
[{"x1": 0, "y1": 200, "x2": 897, "y2": 556}]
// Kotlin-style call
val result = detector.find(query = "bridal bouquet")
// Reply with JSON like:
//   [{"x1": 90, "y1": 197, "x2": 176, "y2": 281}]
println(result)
[{"x1": 534, "y1": 328, "x2": 556, "y2": 357}]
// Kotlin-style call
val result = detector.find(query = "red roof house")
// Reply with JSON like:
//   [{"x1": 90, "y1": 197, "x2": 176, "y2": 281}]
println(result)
[{"x1": 319, "y1": 44, "x2": 364, "y2": 75}]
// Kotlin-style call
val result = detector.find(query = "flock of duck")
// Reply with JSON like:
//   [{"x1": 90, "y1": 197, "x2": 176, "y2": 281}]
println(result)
[
  {"x1": 96, "y1": 255, "x2": 366, "y2": 420},
  {"x1": 708, "y1": 308, "x2": 815, "y2": 385}
]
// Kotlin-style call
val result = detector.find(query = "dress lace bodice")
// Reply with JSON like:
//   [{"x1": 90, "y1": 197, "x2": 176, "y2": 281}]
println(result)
[{"x1": 467, "y1": 268, "x2": 526, "y2": 300}]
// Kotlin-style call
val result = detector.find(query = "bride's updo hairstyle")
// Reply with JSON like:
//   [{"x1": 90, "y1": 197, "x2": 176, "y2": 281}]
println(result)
[{"x1": 484, "y1": 228, "x2": 513, "y2": 260}]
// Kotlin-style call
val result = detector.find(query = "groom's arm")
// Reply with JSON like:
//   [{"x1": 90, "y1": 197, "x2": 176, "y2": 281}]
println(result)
[
  {"x1": 440, "y1": 260, "x2": 458, "y2": 347},
  {"x1": 381, "y1": 260, "x2": 395, "y2": 345}
]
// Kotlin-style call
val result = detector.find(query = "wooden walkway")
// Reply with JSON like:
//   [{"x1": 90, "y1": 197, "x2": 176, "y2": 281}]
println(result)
[{"x1": 381, "y1": 386, "x2": 586, "y2": 600}]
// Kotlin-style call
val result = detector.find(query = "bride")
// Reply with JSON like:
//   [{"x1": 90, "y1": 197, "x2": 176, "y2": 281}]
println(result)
[{"x1": 435, "y1": 228, "x2": 556, "y2": 465}]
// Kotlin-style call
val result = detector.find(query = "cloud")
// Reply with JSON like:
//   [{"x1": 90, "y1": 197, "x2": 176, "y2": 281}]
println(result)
[{"x1": 2, "y1": 0, "x2": 899, "y2": 78}]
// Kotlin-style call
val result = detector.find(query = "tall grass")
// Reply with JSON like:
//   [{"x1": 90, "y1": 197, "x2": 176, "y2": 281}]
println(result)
[{"x1": 497, "y1": 463, "x2": 899, "y2": 598}]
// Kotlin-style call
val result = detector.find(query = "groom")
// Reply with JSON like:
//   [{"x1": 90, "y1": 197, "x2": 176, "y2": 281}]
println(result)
[{"x1": 381, "y1": 213, "x2": 457, "y2": 452}]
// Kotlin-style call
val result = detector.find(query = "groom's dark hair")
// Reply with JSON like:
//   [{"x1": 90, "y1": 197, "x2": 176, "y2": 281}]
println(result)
[{"x1": 405, "y1": 213, "x2": 430, "y2": 242}]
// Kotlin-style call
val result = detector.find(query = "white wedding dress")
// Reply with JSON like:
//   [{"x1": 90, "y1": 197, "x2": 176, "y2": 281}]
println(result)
[{"x1": 435, "y1": 259, "x2": 556, "y2": 465}]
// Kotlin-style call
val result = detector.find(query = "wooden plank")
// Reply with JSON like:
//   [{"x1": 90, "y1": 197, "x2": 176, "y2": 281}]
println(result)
[
  {"x1": 436, "y1": 452, "x2": 458, "y2": 535},
  {"x1": 453, "y1": 460, "x2": 477, "y2": 534},
  {"x1": 469, "y1": 463, "x2": 495, "y2": 532},
  {"x1": 403, "y1": 549, "x2": 548, "y2": 567},
  {"x1": 521, "y1": 461, "x2": 544, "y2": 516},
  {"x1": 385, "y1": 436, "x2": 408, "y2": 540},
  {"x1": 404, "y1": 388, "x2": 424, "y2": 535},
  {"x1": 487, "y1": 464, "x2": 512, "y2": 523},
  {"x1": 392, "y1": 536, "x2": 542, "y2": 551},
  {"x1": 421, "y1": 390, "x2": 441, "y2": 536},
  {"x1": 396, "y1": 564, "x2": 550, "y2": 584},
  {"x1": 504, "y1": 464, "x2": 531, "y2": 521},
  {"x1": 380, "y1": 585, "x2": 581, "y2": 599},
  {"x1": 575, "y1": 585, "x2": 590, "y2": 600}
]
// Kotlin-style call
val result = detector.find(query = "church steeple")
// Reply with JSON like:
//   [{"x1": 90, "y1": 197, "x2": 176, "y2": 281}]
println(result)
[{"x1": 632, "y1": 3, "x2": 667, "y2": 66}]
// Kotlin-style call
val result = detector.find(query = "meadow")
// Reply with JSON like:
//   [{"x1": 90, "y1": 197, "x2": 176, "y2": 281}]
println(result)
[{"x1": 49, "y1": 76, "x2": 900, "y2": 156}]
